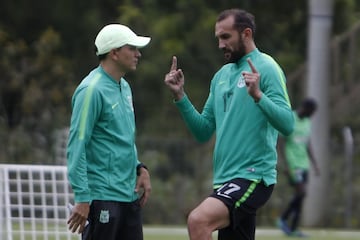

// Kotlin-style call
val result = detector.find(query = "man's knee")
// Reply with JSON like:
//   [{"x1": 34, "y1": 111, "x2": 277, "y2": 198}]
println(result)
[{"x1": 187, "y1": 209, "x2": 203, "y2": 229}]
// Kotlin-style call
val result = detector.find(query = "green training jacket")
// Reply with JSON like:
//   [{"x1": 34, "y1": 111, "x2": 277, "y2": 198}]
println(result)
[
  {"x1": 67, "y1": 66, "x2": 140, "y2": 203},
  {"x1": 175, "y1": 49, "x2": 294, "y2": 187}
]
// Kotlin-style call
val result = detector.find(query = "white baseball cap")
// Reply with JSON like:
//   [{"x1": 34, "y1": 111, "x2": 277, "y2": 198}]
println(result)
[{"x1": 95, "y1": 24, "x2": 151, "y2": 56}]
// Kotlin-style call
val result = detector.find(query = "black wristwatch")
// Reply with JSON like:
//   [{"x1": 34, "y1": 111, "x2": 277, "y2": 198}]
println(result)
[{"x1": 136, "y1": 163, "x2": 148, "y2": 176}]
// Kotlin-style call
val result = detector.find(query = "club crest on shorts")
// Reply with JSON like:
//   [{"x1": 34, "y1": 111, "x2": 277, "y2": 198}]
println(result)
[
  {"x1": 237, "y1": 74, "x2": 246, "y2": 88},
  {"x1": 99, "y1": 210, "x2": 110, "y2": 223}
]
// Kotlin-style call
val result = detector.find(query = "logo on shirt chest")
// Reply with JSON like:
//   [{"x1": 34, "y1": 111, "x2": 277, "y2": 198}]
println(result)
[
  {"x1": 127, "y1": 95, "x2": 134, "y2": 112},
  {"x1": 237, "y1": 74, "x2": 246, "y2": 88}
]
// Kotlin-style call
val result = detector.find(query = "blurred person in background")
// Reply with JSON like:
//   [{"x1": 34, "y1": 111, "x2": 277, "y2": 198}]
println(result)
[
  {"x1": 164, "y1": 8, "x2": 294, "y2": 240},
  {"x1": 66, "y1": 23, "x2": 151, "y2": 240},
  {"x1": 277, "y1": 98, "x2": 319, "y2": 237}
]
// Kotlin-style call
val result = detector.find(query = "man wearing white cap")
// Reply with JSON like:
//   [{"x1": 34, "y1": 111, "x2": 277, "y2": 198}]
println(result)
[{"x1": 66, "y1": 24, "x2": 151, "y2": 240}]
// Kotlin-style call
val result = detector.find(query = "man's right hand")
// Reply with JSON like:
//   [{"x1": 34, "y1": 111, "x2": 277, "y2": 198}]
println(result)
[
  {"x1": 67, "y1": 202, "x2": 90, "y2": 234},
  {"x1": 164, "y1": 56, "x2": 185, "y2": 101}
]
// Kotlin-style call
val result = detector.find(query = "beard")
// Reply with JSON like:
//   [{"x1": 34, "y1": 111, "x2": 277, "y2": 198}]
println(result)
[
  {"x1": 223, "y1": 38, "x2": 246, "y2": 64},
  {"x1": 224, "y1": 50, "x2": 243, "y2": 63}
]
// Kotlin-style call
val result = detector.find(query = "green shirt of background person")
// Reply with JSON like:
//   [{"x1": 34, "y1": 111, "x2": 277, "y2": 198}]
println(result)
[{"x1": 285, "y1": 111, "x2": 316, "y2": 173}]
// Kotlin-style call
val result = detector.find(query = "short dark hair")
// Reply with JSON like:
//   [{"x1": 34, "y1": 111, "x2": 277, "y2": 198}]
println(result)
[
  {"x1": 217, "y1": 9, "x2": 256, "y2": 35},
  {"x1": 94, "y1": 45, "x2": 107, "y2": 61},
  {"x1": 302, "y1": 98, "x2": 317, "y2": 111}
]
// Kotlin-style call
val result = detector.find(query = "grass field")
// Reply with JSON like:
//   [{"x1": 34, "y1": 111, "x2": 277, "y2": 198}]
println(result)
[
  {"x1": 5, "y1": 225, "x2": 360, "y2": 239},
  {"x1": 143, "y1": 226, "x2": 360, "y2": 240}
]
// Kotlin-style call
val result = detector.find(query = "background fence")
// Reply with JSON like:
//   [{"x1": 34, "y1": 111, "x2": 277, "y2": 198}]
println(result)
[{"x1": 0, "y1": 164, "x2": 79, "y2": 240}]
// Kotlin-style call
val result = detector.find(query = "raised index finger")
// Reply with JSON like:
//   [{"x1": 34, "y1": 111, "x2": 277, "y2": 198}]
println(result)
[
  {"x1": 170, "y1": 56, "x2": 177, "y2": 71},
  {"x1": 247, "y1": 58, "x2": 257, "y2": 73}
]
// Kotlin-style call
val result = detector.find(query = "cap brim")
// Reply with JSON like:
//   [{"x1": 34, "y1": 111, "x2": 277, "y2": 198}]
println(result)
[{"x1": 128, "y1": 36, "x2": 151, "y2": 48}]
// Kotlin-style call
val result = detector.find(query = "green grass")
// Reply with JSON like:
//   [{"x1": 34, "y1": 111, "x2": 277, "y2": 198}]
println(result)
[
  {"x1": 143, "y1": 226, "x2": 360, "y2": 240},
  {"x1": 6, "y1": 224, "x2": 360, "y2": 239},
  {"x1": 145, "y1": 236, "x2": 186, "y2": 240}
]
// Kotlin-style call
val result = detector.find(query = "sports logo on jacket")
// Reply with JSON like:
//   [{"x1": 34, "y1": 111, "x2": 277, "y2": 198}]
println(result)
[
  {"x1": 237, "y1": 74, "x2": 246, "y2": 88},
  {"x1": 127, "y1": 96, "x2": 134, "y2": 112}
]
